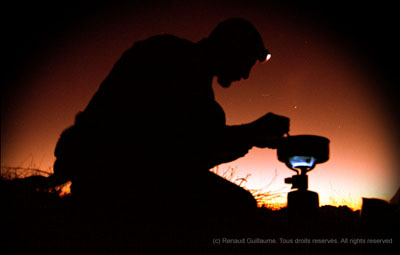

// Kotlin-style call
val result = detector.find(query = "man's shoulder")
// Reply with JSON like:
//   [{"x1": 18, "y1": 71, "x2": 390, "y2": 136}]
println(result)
[
  {"x1": 130, "y1": 34, "x2": 195, "y2": 55},
  {"x1": 145, "y1": 34, "x2": 193, "y2": 45},
  {"x1": 134, "y1": 34, "x2": 195, "y2": 49}
]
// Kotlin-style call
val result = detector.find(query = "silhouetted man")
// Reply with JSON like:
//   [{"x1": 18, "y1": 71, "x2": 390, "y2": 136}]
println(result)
[{"x1": 52, "y1": 18, "x2": 289, "y2": 243}]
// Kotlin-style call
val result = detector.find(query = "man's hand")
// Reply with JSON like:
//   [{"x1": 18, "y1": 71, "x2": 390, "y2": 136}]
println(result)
[
  {"x1": 249, "y1": 113, "x2": 290, "y2": 148},
  {"x1": 252, "y1": 135, "x2": 282, "y2": 149}
]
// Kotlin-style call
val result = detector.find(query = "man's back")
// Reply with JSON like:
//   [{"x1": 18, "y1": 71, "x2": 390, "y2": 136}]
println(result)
[
  {"x1": 54, "y1": 35, "x2": 234, "y2": 201},
  {"x1": 91, "y1": 36, "x2": 222, "y2": 167}
]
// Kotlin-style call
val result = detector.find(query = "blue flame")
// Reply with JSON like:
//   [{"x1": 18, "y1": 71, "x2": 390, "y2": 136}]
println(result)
[{"x1": 289, "y1": 156, "x2": 316, "y2": 169}]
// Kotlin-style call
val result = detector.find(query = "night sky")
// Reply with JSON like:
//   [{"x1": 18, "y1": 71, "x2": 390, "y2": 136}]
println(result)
[{"x1": 2, "y1": 0, "x2": 399, "y2": 209}]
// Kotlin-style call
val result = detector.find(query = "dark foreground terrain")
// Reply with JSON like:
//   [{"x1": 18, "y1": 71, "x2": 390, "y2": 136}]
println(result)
[{"x1": 2, "y1": 177, "x2": 399, "y2": 255}]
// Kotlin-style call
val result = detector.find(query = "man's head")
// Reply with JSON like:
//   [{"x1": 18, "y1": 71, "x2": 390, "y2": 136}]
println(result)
[{"x1": 205, "y1": 18, "x2": 270, "y2": 87}]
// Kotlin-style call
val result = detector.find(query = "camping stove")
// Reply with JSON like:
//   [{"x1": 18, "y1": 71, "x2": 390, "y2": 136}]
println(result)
[{"x1": 277, "y1": 135, "x2": 330, "y2": 218}]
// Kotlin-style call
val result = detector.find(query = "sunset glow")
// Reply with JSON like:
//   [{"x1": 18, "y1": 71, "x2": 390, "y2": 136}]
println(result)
[
  {"x1": 58, "y1": 181, "x2": 72, "y2": 197},
  {"x1": 2, "y1": 1, "x2": 398, "y2": 212}
]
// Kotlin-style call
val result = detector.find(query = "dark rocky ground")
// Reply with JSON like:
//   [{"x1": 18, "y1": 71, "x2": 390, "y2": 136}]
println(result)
[{"x1": 2, "y1": 177, "x2": 399, "y2": 255}]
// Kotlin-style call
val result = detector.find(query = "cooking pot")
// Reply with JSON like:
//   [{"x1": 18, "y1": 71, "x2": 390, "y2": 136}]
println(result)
[{"x1": 277, "y1": 135, "x2": 330, "y2": 170}]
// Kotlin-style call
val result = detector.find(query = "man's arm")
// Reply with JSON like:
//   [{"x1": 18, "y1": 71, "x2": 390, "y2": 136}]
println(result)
[{"x1": 204, "y1": 113, "x2": 290, "y2": 167}]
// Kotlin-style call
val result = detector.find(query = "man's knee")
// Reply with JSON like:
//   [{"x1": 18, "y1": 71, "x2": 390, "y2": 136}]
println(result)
[{"x1": 202, "y1": 171, "x2": 258, "y2": 209}]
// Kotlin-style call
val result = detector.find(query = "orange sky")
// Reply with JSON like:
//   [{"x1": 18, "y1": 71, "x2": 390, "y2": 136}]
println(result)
[{"x1": 2, "y1": 1, "x2": 399, "y2": 209}]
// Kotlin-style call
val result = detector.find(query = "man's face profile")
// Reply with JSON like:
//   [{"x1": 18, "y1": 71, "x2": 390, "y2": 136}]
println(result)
[
  {"x1": 217, "y1": 76, "x2": 233, "y2": 88},
  {"x1": 216, "y1": 54, "x2": 258, "y2": 88}
]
